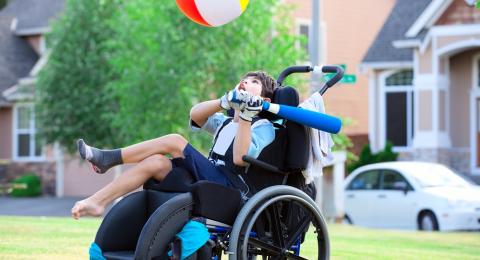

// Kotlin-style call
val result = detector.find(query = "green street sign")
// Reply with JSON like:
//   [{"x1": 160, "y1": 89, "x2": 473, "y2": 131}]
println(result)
[{"x1": 323, "y1": 73, "x2": 357, "y2": 84}]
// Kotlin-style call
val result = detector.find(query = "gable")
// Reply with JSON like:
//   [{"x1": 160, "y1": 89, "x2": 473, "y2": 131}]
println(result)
[{"x1": 435, "y1": 0, "x2": 480, "y2": 25}]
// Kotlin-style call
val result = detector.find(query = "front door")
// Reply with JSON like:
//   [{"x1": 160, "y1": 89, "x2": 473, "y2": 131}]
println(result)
[{"x1": 471, "y1": 55, "x2": 480, "y2": 173}]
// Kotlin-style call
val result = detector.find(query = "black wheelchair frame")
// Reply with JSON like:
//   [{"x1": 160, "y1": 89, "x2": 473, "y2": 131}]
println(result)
[{"x1": 93, "y1": 65, "x2": 344, "y2": 260}]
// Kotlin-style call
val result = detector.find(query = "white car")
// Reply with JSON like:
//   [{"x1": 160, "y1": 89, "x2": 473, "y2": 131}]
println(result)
[{"x1": 344, "y1": 161, "x2": 480, "y2": 231}]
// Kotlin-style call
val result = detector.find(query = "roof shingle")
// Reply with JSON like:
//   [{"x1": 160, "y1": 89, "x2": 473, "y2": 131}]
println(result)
[
  {"x1": 362, "y1": 0, "x2": 432, "y2": 63},
  {"x1": 1, "y1": 0, "x2": 64, "y2": 35}
]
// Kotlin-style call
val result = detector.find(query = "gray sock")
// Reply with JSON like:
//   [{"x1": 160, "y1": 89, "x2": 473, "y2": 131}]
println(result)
[{"x1": 77, "y1": 139, "x2": 123, "y2": 174}]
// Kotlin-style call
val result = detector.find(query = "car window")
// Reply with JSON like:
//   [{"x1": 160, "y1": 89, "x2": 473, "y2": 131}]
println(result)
[
  {"x1": 347, "y1": 170, "x2": 381, "y2": 190},
  {"x1": 381, "y1": 170, "x2": 412, "y2": 191}
]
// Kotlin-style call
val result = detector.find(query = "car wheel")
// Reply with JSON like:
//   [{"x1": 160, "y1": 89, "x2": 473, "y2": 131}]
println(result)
[
  {"x1": 343, "y1": 215, "x2": 353, "y2": 225},
  {"x1": 419, "y1": 212, "x2": 439, "y2": 231}
]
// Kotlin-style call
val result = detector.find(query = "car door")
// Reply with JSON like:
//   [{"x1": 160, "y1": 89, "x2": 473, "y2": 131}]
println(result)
[
  {"x1": 377, "y1": 169, "x2": 417, "y2": 229},
  {"x1": 345, "y1": 170, "x2": 382, "y2": 227}
]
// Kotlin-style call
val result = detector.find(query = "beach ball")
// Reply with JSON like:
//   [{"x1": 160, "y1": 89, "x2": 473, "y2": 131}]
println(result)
[{"x1": 176, "y1": 0, "x2": 249, "y2": 27}]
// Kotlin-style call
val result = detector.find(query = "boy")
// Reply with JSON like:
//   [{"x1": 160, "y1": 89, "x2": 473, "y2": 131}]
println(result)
[{"x1": 71, "y1": 71, "x2": 277, "y2": 219}]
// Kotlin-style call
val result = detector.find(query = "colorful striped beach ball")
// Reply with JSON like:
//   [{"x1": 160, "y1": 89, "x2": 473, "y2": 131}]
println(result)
[{"x1": 176, "y1": 0, "x2": 249, "y2": 27}]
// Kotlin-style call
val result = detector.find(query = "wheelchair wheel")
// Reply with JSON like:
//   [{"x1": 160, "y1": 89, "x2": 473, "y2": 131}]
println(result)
[
  {"x1": 134, "y1": 192, "x2": 194, "y2": 260},
  {"x1": 228, "y1": 186, "x2": 329, "y2": 260}
]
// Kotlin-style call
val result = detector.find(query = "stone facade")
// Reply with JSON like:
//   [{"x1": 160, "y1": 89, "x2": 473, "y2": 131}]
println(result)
[
  {"x1": 398, "y1": 148, "x2": 470, "y2": 175},
  {"x1": 0, "y1": 161, "x2": 56, "y2": 196}
]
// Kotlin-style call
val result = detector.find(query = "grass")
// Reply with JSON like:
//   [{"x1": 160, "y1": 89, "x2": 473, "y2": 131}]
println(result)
[{"x1": 0, "y1": 216, "x2": 479, "y2": 259}]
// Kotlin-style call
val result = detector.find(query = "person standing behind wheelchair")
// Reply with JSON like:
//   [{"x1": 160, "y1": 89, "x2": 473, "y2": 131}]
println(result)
[{"x1": 71, "y1": 71, "x2": 277, "y2": 220}]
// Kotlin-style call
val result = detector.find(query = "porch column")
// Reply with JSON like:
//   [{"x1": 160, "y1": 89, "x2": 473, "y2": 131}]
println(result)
[{"x1": 412, "y1": 49, "x2": 451, "y2": 150}]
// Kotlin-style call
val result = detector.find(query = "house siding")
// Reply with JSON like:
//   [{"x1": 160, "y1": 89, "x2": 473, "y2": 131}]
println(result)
[
  {"x1": 0, "y1": 107, "x2": 12, "y2": 160},
  {"x1": 419, "y1": 90, "x2": 433, "y2": 131},
  {"x1": 437, "y1": 34, "x2": 480, "y2": 50},
  {"x1": 25, "y1": 35, "x2": 42, "y2": 55},
  {"x1": 435, "y1": 0, "x2": 480, "y2": 26},
  {"x1": 419, "y1": 44, "x2": 432, "y2": 74},
  {"x1": 63, "y1": 155, "x2": 116, "y2": 197}
]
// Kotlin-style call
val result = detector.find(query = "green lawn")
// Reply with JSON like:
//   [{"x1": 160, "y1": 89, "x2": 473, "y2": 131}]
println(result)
[{"x1": 0, "y1": 216, "x2": 479, "y2": 259}]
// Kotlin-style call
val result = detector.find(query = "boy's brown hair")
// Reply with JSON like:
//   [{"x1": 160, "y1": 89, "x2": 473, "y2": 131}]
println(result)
[{"x1": 243, "y1": 71, "x2": 277, "y2": 99}]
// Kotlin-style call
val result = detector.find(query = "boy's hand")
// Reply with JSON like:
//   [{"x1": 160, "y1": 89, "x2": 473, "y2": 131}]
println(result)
[
  {"x1": 240, "y1": 96, "x2": 263, "y2": 122},
  {"x1": 220, "y1": 89, "x2": 252, "y2": 111}
]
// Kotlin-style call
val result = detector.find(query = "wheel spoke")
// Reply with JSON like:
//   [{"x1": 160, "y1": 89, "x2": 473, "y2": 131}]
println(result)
[
  {"x1": 248, "y1": 237, "x2": 281, "y2": 256},
  {"x1": 284, "y1": 252, "x2": 309, "y2": 260},
  {"x1": 269, "y1": 204, "x2": 286, "y2": 249},
  {"x1": 284, "y1": 216, "x2": 311, "y2": 250}
]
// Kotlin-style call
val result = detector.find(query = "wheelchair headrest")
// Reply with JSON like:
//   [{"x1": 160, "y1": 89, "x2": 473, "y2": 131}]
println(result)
[
  {"x1": 258, "y1": 86, "x2": 299, "y2": 121},
  {"x1": 273, "y1": 86, "x2": 299, "y2": 106}
]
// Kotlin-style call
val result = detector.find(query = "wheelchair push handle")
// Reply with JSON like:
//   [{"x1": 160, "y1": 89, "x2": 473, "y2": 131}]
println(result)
[
  {"x1": 319, "y1": 65, "x2": 344, "y2": 95},
  {"x1": 276, "y1": 65, "x2": 344, "y2": 95}
]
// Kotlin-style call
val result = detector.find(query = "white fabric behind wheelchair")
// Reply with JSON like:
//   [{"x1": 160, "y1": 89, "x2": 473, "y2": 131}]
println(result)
[{"x1": 299, "y1": 92, "x2": 334, "y2": 184}]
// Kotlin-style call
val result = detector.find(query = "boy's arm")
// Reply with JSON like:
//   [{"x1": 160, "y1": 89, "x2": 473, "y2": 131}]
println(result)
[
  {"x1": 189, "y1": 99, "x2": 223, "y2": 128},
  {"x1": 233, "y1": 119, "x2": 252, "y2": 166}
]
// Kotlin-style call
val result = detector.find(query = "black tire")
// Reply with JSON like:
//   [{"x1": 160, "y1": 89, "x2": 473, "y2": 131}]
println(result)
[
  {"x1": 229, "y1": 186, "x2": 329, "y2": 260},
  {"x1": 134, "y1": 193, "x2": 195, "y2": 260},
  {"x1": 418, "y1": 211, "x2": 439, "y2": 231}
]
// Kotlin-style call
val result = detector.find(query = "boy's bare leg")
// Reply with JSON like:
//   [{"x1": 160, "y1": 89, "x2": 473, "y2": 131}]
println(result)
[
  {"x1": 121, "y1": 134, "x2": 188, "y2": 163},
  {"x1": 78, "y1": 134, "x2": 188, "y2": 173},
  {"x1": 71, "y1": 154, "x2": 172, "y2": 219}
]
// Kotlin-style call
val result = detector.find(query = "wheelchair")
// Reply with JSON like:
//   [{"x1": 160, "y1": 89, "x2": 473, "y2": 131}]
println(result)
[{"x1": 92, "y1": 65, "x2": 344, "y2": 260}]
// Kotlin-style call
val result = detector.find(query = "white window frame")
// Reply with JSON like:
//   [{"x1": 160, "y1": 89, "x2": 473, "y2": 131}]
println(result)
[
  {"x1": 295, "y1": 18, "x2": 311, "y2": 63},
  {"x1": 379, "y1": 69, "x2": 415, "y2": 152},
  {"x1": 12, "y1": 103, "x2": 45, "y2": 162}
]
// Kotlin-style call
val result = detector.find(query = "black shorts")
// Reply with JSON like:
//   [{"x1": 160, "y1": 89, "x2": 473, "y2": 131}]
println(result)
[{"x1": 173, "y1": 144, "x2": 232, "y2": 188}]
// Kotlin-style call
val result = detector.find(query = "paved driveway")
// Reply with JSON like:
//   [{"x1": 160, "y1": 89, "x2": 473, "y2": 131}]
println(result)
[{"x1": 0, "y1": 196, "x2": 82, "y2": 217}]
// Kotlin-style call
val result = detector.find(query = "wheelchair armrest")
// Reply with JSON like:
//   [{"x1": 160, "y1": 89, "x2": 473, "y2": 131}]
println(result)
[{"x1": 242, "y1": 155, "x2": 285, "y2": 174}]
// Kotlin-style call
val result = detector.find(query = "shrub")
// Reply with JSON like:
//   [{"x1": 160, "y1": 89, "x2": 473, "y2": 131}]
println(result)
[
  {"x1": 10, "y1": 173, "x2": 42, "y2": 197},
  {"x1": 347, "y1": 142, "x2": 398, "y2": 173}
]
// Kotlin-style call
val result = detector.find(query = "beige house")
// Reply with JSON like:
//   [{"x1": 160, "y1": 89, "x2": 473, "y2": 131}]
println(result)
[{"x1": 362, "y1": 0, "x2": 480, "y2": 180}]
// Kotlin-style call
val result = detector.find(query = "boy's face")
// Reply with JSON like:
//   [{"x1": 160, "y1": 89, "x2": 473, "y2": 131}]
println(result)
[{"x1": 237, "y1": 76, "x2": 263, "y2": 97}]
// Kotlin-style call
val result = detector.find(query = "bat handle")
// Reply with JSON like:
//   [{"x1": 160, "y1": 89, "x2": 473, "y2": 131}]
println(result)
[{"x1": 262, "y1": 102, "x2": 279, "y2": 114}]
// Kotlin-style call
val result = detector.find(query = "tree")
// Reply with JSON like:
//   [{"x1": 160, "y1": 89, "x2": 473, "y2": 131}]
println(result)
[
  {"x1": 36, "y1": 0, "x2": 120, "y2": 152},
  {"x1": 37, "y1": 0, "x2": 307, "y2": 151}
]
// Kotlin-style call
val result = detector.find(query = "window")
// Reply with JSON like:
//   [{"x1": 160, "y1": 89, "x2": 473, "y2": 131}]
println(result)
[
  {"x1": 381, "y1": 170, "x2": 412, "y2": 191},
  {"x1": 347, "y1": 170, "x2": 381, "y2": 190},
  {"x1": 384, "y1": 70, "x2": 414, "y2": 148},
  {"x1": 13, "y1": 104, "x2": 43, "y2": 161},
  {"x1": 296, "y1": 21, "x2": 310, "y2": 57}
]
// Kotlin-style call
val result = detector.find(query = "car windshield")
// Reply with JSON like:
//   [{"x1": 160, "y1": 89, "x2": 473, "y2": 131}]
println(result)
[{"x1": 409, "y1": 165, "x2": 471, "y2": 188}]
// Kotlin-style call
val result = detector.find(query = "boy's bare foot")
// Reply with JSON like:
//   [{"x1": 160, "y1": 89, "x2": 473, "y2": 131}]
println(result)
[{"x1": 71, "y1": 198, "x2": 105, "y2": 219}]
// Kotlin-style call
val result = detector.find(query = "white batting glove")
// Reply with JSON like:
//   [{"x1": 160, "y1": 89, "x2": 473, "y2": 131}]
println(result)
[{"x1": 240, "y1": 96, "x2": 264, "y2": 122}]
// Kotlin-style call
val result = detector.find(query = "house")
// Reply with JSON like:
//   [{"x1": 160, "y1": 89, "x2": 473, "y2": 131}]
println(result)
[
  {"x1": 0, "y1": 0, "x2": 116, "y2": 197},
  {"x1": 362, "y1": 0, "x2": 480, "y2": 181}
]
